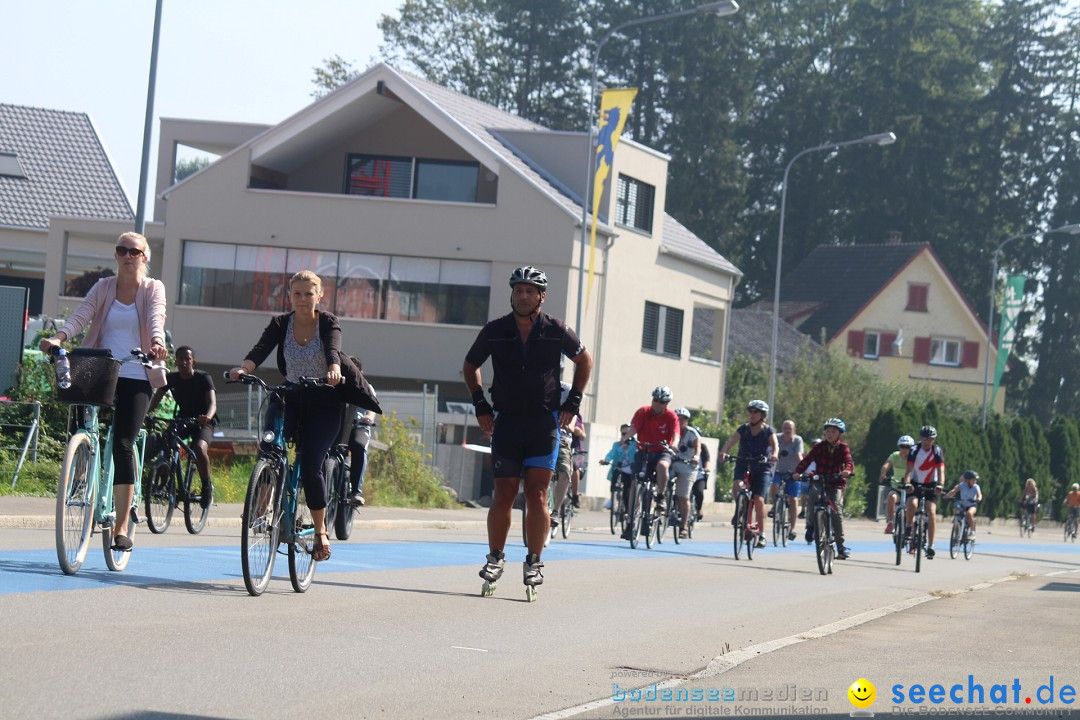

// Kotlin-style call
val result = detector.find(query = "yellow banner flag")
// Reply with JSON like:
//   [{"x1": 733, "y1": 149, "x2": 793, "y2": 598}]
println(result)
[{"x1": 587, "y1": 88, "x2": 637, "y2": 311}]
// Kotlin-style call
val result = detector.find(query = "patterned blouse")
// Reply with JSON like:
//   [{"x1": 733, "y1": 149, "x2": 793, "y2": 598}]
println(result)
[{"x1": 283, "y1": 315, "x2": 328, "y2": 383}]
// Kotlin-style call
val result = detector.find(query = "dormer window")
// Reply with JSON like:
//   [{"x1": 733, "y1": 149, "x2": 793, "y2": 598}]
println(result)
[
  {"x1": 345, "y1": 153, "x2": 478, "y2": 203},
  {"x1": 616, "y1": 174, "x2": 655, "y2": 234}
]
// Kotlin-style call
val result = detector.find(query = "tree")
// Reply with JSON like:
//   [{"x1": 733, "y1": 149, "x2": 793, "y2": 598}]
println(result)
[
  {"x1": 173, "y1": 156, "x2": 211, "y2": 183},
  {"x1": 311, "y1": 54, "x2": 361, "y2": 99}
]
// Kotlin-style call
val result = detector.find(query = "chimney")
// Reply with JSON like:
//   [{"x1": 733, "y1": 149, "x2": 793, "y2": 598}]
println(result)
[{"x1": 886, "y1": 231, "x2": 902, "y2": 244}]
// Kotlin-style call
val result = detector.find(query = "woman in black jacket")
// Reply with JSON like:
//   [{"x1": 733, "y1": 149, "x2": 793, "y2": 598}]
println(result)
[{"x1": 229, "y1": 270, "x2": 345, "y2": 561}]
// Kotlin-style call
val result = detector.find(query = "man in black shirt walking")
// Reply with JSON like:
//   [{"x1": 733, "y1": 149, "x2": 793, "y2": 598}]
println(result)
[{"x1": 464, "y1": 266, "x2": 592, "y2": 598}]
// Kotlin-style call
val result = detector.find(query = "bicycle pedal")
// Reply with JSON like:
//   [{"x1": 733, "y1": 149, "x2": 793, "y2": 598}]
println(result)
[{"x1": 131, "y1": 508, "x2": 144, "y2": 525}]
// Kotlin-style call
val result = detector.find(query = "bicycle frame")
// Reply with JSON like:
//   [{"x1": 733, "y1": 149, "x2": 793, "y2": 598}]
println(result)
[{"x1": 808, "y1": 479, "x2": 839, "y2": 575}]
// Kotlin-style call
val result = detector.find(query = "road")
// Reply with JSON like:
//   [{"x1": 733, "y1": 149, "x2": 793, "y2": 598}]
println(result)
[{"x1": 1, "y1": 502, "x2": 1077, "y2": 720}]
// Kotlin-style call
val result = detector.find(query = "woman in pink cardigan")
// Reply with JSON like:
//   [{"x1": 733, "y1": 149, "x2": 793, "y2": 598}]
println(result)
[{"x1": 40, "y1": 232, "x2": 168, "y2": 552}]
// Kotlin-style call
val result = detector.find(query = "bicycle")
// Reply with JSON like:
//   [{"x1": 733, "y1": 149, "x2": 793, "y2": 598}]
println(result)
[
  {"x1": 724, "y1": 455, "x2": 767, "y2": 561},
  {"x1": 552, "y1": 450, "x2": 585, "y2": 540},
  {"x1": 770, "y1": 474, "x2": 797, "y2": 547},
  {"x1": 890, "y1": 487, "x2": 907, "y2": 566},
  {"x1": 600, "y1": 460, "x2": 626, "y2": 536},
  {"x1": 625, "y1": 442, "x2": 672, "y2": 550},
  {"x1": 805, "y1": 475, "x2": 845, "y2": 575},
  {"x1": 323, "y1": 441, "x2": 356, "y2": 541},
  {"x1": 907, "y1": 483, "x2": 938, "y2": 573},
  {"x1": 227, "y1": 372, "x2": 332, "y2": 596},
  {"x1": 1018, "y1": 503, "x2": 1037, "y2": 537},
  {"x1": 668, "y1": 478, "x2": 697, "y2": 544},
  {"x1": 948, "y1": 501, "x2": 976, "y2": 560},
  {"x1": 52, "y1": 347, "x2": 156, "y2": 575},
  {"x1": 143, "y1": 416, "x2": 211, "y2": 535},
  {"x1": 1064, "y1": 508, "x2": 1078, "y2": 543}
]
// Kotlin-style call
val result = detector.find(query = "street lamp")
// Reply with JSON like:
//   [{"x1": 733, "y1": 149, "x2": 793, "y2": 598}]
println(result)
[
  {"x1": 575, "y1": 0, "x2": 740, "y2": 335},
  {"x1": 980, "y1": 223, "x2": 1080, "y2": 427},
  {"x1": 767, "y1": 132, "x2": 896, "y2": 416}
]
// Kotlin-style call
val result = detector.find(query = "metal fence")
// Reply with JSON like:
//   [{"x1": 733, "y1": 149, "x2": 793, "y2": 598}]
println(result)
[{"x1": 213, "y1": 384, "x2": 439, "y2": 467}]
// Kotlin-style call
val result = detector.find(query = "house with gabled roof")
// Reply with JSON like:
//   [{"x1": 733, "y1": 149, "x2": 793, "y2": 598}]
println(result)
[
  {"x1": 40, "y1": 63, "x2": 742, "y2": 496},
  {"x1": 0, "y1": 103, "x2": 134, "y2": 315},
  {"x1": 754, "y1": 237, "x2": 999, "y2": 410}
]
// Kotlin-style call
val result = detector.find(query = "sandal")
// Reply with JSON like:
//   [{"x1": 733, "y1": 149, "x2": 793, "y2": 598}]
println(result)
[{"x1": 312, "y1": 532, "x2": 331, "y2": 562}]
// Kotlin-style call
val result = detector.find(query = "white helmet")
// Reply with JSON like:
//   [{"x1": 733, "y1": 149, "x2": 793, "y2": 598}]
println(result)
[
  {"x1": 897, "y1": 435, "x2": 915, "y2": 447},
  {"x1": 652, "y1": 386, "x2": 672, "y2": 403},
  {"x1": 674, "y1": 406, "x2": 691, "y2": 419},
  {"x1": 747, "y1": 399, "x2": 769, "y2": 416}
]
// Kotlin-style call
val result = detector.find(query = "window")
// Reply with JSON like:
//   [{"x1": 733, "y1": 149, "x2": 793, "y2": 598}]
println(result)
[
  {"x1": 863, "y1": 332, "x2": 880, "y2": 359},
  {"x1": 180, "y1": 242, "x2": 490, "y2": 326},
  {"x1": 414, "y1": 160, "x2": 478, "y2": 203},
  {"x1": 0, "y1": 152, "x2": 27, "y2": 179},
  {"x1": 642, "y1": 301, "x2": 683, "y2": 358},
  {"x1": 345, "y1": 154, "x2": 480, "y2": 203},
  {"x1": 690, "y1": 305, "x2": 724, "y2": 363},
  {"x1": 345, "y1": 154, "x2": 413, "y2": 198},
  {"x1": 930, "y1": 338, "x2": 960, "y2": 366},
  {"x1": 907, "y1": 283, "x2": 928, "y2": 311},
  {"x1": 616, "y1": 175, "x2": 655, "y2": 233}
]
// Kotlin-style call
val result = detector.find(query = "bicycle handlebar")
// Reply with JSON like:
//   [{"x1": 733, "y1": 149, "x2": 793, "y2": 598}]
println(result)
[
  {"x1": 224, "y1": 371, "x2": 333, "y2": 393},
  {"x1": 721, "y1": 454, "x2": 768, "y2": 464}
]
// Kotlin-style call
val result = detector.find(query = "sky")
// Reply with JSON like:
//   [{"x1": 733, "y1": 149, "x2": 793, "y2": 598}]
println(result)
[{"x1": 4, "y1": 0, "x2": 403, "y2": 212}]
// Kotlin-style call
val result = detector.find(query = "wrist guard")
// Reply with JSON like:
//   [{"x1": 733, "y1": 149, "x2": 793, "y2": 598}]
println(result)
[
  {"x1": 559, "y1": 388, "x2": 583, "y2": 415},
  {"x1": 472, "y1": 389, "x2": 493, "y2": 417}
]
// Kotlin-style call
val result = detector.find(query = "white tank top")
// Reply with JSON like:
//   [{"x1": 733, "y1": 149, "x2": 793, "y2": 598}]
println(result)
[{"x1": 99, "y1": 300, "x2": 146, "y2": 381}]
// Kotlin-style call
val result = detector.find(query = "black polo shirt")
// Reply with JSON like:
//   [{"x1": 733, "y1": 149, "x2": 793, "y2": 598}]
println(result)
[{"x1": 465, "y1": 312, "x2": 584, "y2": 415}]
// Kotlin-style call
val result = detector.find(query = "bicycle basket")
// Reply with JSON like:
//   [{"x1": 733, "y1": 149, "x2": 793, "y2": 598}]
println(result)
[{"x1": 57, "y1": 351, "x2": 121, "y2": 406}]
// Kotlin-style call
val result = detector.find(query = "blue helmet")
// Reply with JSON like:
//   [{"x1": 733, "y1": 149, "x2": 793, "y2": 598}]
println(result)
[{"x1": 823, "y1": 418, "x2": 846, "y2": 433}]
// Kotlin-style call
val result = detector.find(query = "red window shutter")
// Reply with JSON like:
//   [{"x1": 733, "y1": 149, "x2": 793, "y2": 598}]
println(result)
[
  {"x1": 907, "y1": 284, "x2": 928, "y2": 311},
  {"x1": 847, "y1": 330, "x2": 865, "y2": 357},
  {"x1": 962, "y1": 341, "x2": 979, "y2": 369},
  {"x1": 881, "y1": 333, "x2": 897, "y2": 356},
  {"x1": 913, "y1": 337, "x2": 931, "y2": 364}
]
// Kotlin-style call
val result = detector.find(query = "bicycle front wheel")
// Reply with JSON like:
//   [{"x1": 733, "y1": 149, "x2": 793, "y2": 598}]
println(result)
[
  {"x1": 288, "y1": 484, "x2": 317, "y2": 593},
  {"x1": 102, "y1": 507, "x2": 136, "y2": 572},
  {"x1": 241, "y1": 457, "x2": 282, "y2": 596},
  {"x1": 733, "y1": 494, "x2": 746, "y2": 560},
  {"x1": 628, "y1": 485, "x2": 643, "y2": 550},
  {"x1": 771, "y1": 497, "x2": 783, "y2": 547},
  {"x1": 644, "y1": 492, "x2": 655, "y2": 550},
  {"x1": 183, "y1": 459, "x2": 209, "y2": 535},
  {"x1": 333, "y1": 459, "x2": 355, "y2": 541},
  {"x1": 560, "y1": 501, "x2": 573, "y2": 539},
  {"x1": 963, "y1": 518, "x2": 974, "y2": 560},
  {"x1": 609, "y1": 486, "x2": 620, "y2": 535},
  {"x1": 914, "y1": 516, "x2": 925, "y2": 573},
  {"x1": 949, "y1": 518, "x2": 961, "y2": 559},
  {"x1": 814, "y1": 509, "x2": 829, "y2": 576},
  {"x1": 893, "y1": 508, "x2": 905, "y2": 566},
  {"x1": 56, "y1": 433, "x2": 96, "y2": 575},
  {"x1": 145, "y1": 460, "x2": 174, "y2": 534}
]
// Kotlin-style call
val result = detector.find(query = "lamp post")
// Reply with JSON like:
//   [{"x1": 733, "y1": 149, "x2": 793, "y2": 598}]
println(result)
[
  {"x1": 575, "y1": 0, "x2": 740, "y2": 335},
  {"x1": 766, "y1": 131, "x2": 896, "y2": 417},
  {"x1": 980, "y1": 223, "x2": 1080, "y2": 427}
]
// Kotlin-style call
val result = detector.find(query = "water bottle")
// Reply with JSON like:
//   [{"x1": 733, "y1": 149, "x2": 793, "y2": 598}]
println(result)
[{"x1": 55, "y1": 349, "x2": 72, "y2": 389}]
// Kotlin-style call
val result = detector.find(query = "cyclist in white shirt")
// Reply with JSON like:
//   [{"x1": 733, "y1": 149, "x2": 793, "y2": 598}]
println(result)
[
  {"x1": 943, "y1": 470, "x2": 982, "y2": 536},
  {"x1": 670, "y1": 407, "x2": 701, "y2": 539}
]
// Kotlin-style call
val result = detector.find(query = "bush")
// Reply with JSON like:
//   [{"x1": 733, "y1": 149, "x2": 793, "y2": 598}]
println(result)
[{"x1": 366, "y1": 412, "x2": 456, "y2": 508}]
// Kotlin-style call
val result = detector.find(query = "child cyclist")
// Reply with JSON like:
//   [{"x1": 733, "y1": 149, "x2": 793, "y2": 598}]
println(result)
[
  {"x1": 878, "y1": 435, "x2": 915, "y2": 535},
  {"x1": 793, "y1": 418, "x2": 854, "y2": 559},
  {"x1": 943, "y1": 470, "x2": 982, "y2": 536}
]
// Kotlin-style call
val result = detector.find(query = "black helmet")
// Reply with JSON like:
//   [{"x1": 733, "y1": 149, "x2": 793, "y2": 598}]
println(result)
[
  {"x1": 652, "y1": 386, "x2": 673, "y2": 403},
  {"x1": 919, "y1": 425, "x2": 938, "y2": 439},
  {"x1": 509, "y1": 266, "x2": 547, "y2": 290},
  {"x1": 962, "y1": 470, "x2": 979, "y2": 481}
]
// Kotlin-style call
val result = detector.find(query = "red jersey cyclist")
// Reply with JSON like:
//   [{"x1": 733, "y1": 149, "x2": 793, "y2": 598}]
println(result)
[
  {"x1": 622, "y1": 386, "x2": 680, "y2": 540},
  {"x1": 903, "y1": 425, "x2": 945, "y2": 559}
]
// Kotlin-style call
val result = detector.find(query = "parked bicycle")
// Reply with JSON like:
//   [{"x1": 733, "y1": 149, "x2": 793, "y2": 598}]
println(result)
[
  {"x1": 226, "y1": 372, "x2": 331, "y2": 596},
  {"x1": 806, "y1": 474, "x2": 845, "y2": 575},
  {"x1": 52, "y1": 347, "x2": 155, "y2": 575},
  {"x1": 948, "y1": 500, "x2": 976, "y2": 560},
  {"x1": 143, "y1": 416, "x2": 210, "y2": 535},
  {"x1": 323, "y1": 441, "x2": 356, "y2": 541}
]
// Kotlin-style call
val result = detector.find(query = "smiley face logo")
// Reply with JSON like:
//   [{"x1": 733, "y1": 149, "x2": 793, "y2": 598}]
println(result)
[{"x1": 848, "y1": 678, "x2": 876, "y2": 709}]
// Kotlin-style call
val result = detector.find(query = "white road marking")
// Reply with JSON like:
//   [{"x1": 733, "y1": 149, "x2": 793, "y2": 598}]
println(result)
[
  {"x1": 451, "y1": 645, "x2": 489, "y2": 652},
  {"x1": 526, "y1": 574, "x2": 1021, "y2": 720}
]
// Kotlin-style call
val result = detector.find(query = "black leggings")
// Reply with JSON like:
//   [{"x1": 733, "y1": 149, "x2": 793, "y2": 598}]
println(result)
[
  {"x1": 111, "y1": 378, "x2": 152, "y2": 486},
  {"x1": 265, "y1": 388, "x2": 342, "y2": 511}
]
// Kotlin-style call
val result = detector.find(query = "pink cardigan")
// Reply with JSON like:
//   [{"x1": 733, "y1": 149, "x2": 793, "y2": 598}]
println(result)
[{"x1": 59, "y1": 275, "x2": 167, "y2": 352}]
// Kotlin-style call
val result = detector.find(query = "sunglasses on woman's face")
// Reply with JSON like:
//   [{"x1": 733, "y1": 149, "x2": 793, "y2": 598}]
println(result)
[{"x1": 115, "y1": 246, "x2": 145, "y2": 258}]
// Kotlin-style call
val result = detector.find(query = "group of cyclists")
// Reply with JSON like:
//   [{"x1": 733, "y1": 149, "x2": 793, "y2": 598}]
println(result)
[{"x1": 41, "y1": 246, "x2": 1074, "y2": 596}]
